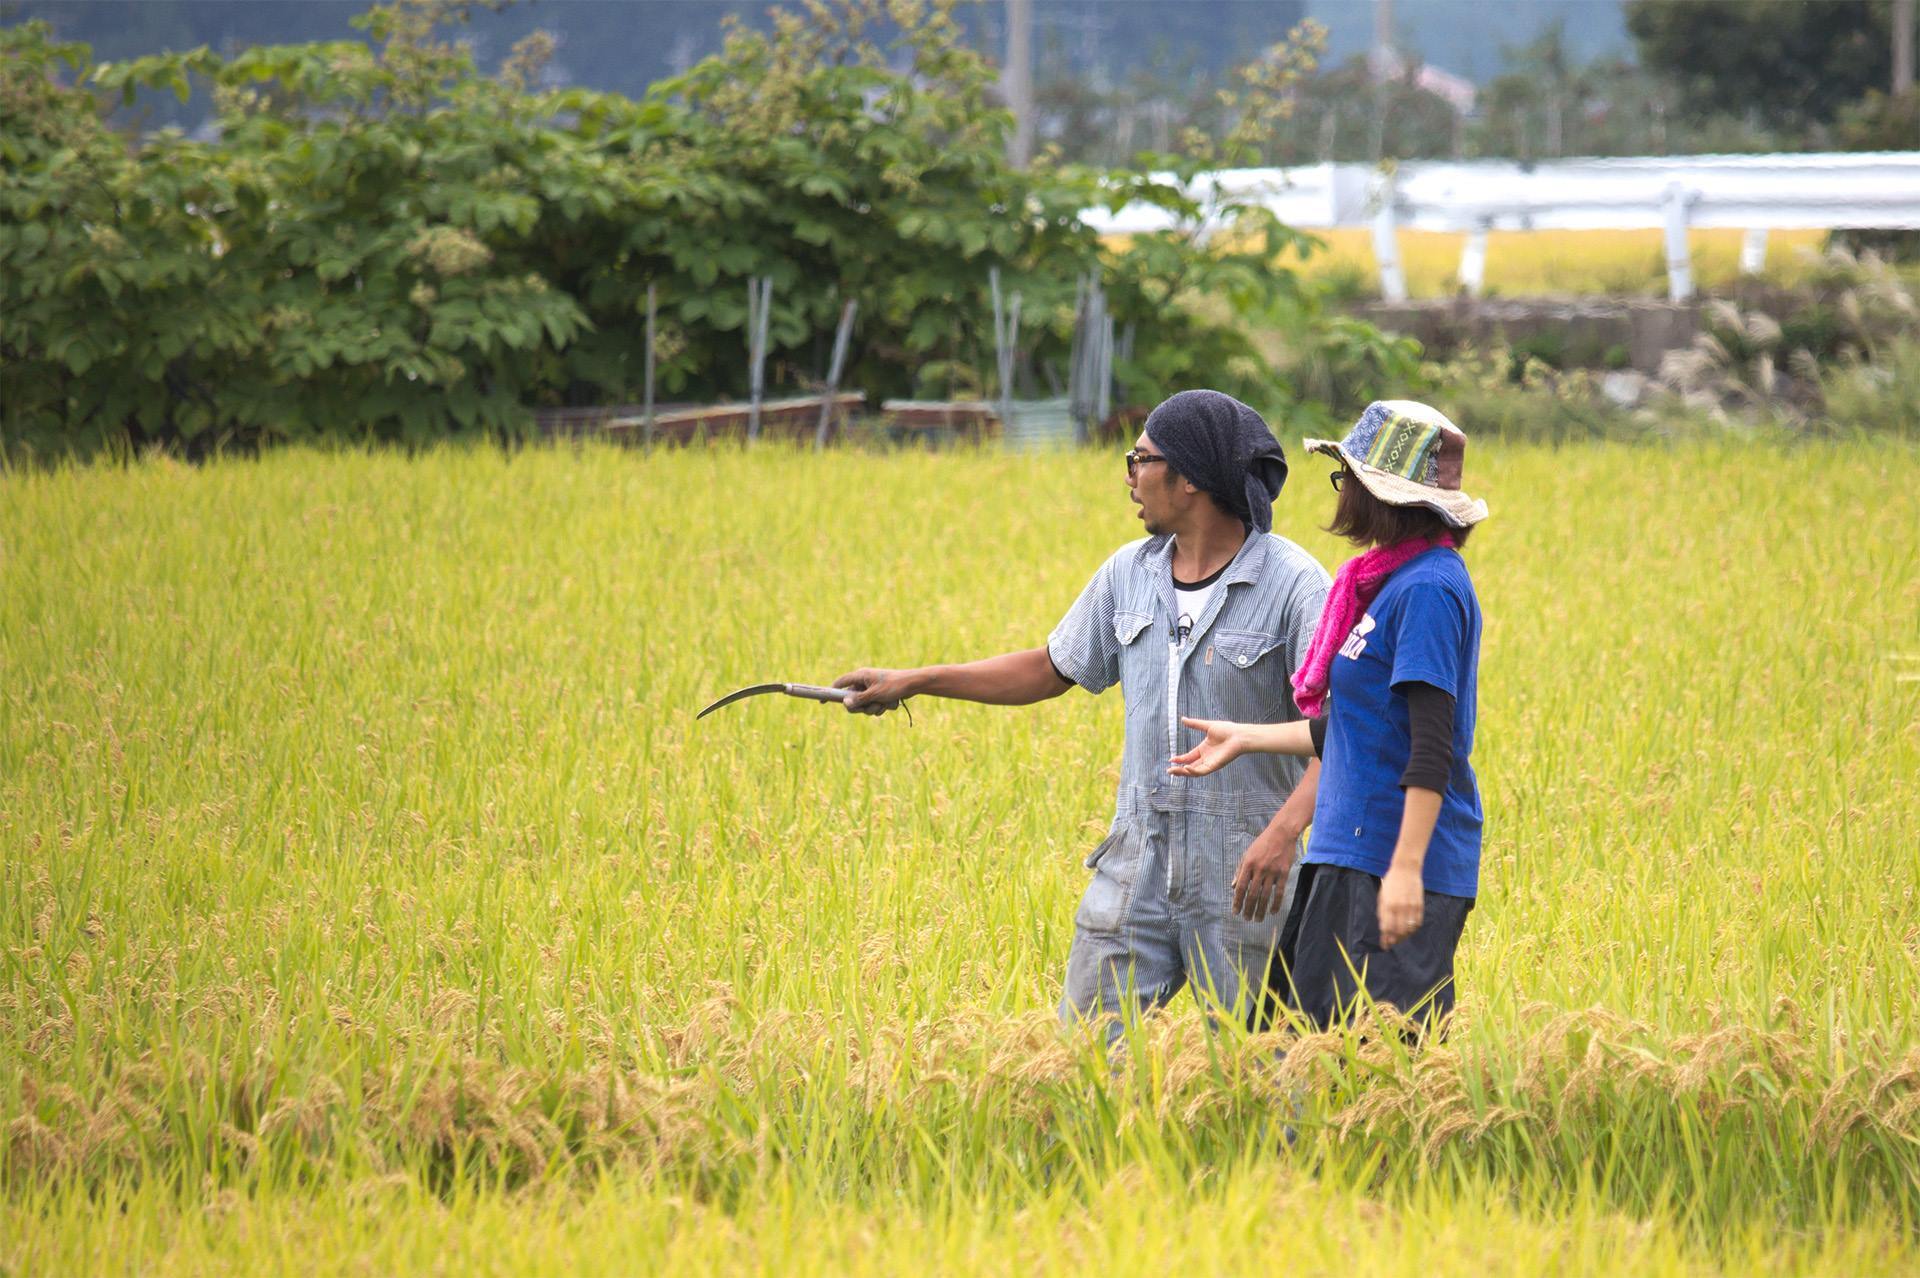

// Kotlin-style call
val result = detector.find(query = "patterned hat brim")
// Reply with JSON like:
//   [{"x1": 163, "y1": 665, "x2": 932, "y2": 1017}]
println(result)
[{"x1": 1304, "y1": 438, "x2": 1489, "y2": 528}]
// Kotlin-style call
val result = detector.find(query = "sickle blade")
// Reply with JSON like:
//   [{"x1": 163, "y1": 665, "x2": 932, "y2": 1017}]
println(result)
[{"x1": 697, "y1": 684, "x2": 788, "y2": 719}]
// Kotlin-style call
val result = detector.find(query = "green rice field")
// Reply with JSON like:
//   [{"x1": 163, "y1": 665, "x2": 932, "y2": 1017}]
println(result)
[{"x1": 3, "y1": 438, "x2": 1917, "y2": 1274}]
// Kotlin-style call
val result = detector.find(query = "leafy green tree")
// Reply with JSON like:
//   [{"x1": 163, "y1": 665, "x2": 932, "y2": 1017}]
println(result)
[
  {"x1": 0, "y1": 21, "x2": 230, "y2": 455},
  {"x1": 2, "y1": 0, "x2": 1367, "y2": 459},
  {"x1": 1626, "y1": 0, "x2": 1900, "y2": 130},
  {"x1": 1467, "y1": 27, "x2": 1753, "y2": 160},
  {"x1": 1101, "y1": 22, "x2": 1421, "y2": 421},
  {"x1": 2, "y1": 8, "x2": 592, "y2": 454}
]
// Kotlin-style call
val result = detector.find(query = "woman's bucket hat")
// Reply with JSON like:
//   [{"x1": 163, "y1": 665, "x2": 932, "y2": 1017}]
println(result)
[{"x1": 1304, "y1": 400, "x2": 1488, "y2": 528}]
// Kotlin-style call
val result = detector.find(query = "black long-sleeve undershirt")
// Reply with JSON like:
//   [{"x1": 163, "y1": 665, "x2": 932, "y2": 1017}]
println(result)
[
  {"x1": 1306, "y1": 680, "x2": 1455, "y2": 792},
  {"x1": 1398, "y1": 681, "x2": 1456, "y2": 792}
]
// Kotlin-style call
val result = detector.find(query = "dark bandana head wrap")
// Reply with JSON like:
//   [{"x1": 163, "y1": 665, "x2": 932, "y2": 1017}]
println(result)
[{"x1": 1143, "y1": 390, "x2": 1289, "y2": 533}]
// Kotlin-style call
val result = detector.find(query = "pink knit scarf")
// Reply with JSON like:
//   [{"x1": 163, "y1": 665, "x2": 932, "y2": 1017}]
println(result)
[{"x1": 1292, "y1": 535, "x2": 1454, "y2": 717}]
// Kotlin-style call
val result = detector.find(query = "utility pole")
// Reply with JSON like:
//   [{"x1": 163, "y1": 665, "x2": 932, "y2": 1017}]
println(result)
[
  {"x1": 1896, "y1": 0, "x2": 1915, "y2": 97},
  {"x1": 1371, "y1": 0, "x2": 1395, "y2": 161},
  {"x1": 1006, "y1": 0, "x2": 1034, "y2": 168}
]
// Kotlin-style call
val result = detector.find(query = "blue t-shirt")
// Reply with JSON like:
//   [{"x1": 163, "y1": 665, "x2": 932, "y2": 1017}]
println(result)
[{"x1": 1304, "y1": 546, "x2": 1483, "y2": 897}]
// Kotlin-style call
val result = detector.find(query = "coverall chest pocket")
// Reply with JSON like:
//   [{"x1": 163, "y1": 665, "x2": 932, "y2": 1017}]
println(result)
[
  {"x1": 1112, "y1": 609, "x2": 1156, "y2": 692},
  {"x1": 1205, "y1": 628, "x2": 1290, "y2": 723}
]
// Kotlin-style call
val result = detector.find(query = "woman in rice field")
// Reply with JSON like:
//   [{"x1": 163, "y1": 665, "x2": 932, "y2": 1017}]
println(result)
[{"x1": 1169, "y1": 401, "x2": 1487, "y2": 1034}]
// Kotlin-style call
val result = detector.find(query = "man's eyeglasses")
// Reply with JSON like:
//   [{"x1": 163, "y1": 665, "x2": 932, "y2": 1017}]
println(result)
[
  {"x1": 1329, "y1": 469, "x2": 1351, "y2": 492},
  {"x1": 1125, "y1": 449, "x2": 1169, "y2": 478}
]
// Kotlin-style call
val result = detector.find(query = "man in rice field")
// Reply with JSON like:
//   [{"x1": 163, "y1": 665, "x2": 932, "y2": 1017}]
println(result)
[{"x1": 835, "y1": 390, "x2": 1330, "y2": 1033}]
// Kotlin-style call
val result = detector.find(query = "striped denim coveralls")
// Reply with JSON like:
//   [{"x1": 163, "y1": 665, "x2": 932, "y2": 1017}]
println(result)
[{"x1": 1047, "y1": 529, "x2": 1330, "y2": 1030}]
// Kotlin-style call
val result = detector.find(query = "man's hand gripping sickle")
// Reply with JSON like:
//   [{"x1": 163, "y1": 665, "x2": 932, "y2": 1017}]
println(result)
[
  {"x1": 833, "y1": 650, "x2": 1070, "y2": 716},
  {"x1": 833, "y1": 668, "x2": 915, "y2": 716}
]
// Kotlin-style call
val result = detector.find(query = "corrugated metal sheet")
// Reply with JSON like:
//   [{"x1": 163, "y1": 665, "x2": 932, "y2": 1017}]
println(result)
[{"x1": 1000, "y1": 397, "x2": 1078, "y2": 452}]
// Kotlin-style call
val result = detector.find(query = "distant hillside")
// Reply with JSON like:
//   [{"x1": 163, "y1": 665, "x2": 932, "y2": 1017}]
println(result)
[
  {"x1": 5, "y1": 1, "x2": 755, "y2": 102},
  {"x1": 1307, "y1": 0, "x2": 1630, "y2": 80},
  {"x1": 5, "y1": 0, "x2": 1628, "y2": 130},
  {"x1": 5, "y1": 1, "x2": 1316, "y2": 101}
]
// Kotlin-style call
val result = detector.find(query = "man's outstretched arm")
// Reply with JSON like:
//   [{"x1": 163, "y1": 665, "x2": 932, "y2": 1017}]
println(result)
[{"x1": 834, "y1": 647, "x2": 1072, "y2": 715}]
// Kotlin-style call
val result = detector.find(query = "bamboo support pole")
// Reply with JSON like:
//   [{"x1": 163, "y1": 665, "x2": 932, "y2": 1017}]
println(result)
[{"x1": 814, "y1": 298, "x2": 858, "y2": 449}]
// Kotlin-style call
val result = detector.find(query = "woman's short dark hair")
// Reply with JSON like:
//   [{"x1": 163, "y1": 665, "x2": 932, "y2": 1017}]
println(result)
[{"x1": 1327, "y1": 474, "x2": 1474, "y2": 548}]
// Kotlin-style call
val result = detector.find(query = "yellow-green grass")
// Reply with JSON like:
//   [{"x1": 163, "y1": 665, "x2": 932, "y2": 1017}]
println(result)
[
  {"x1": 1280, "y1": 227, "x2": 1831, "y2": 297},
  {"x1": 3, "y1": 440, "x2": 1917, "y2": 1272},
  {"x1": 11, "y1": 1166, "x2": 1920, "y2": 1277}
]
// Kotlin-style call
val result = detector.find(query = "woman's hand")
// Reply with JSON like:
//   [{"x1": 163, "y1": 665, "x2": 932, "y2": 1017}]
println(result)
[
  {"x1": 1170, "y1": 717, "x2": 1316, "y2": 775},
  {"x1": 1377, "y1": 864, "x2": 1425, "y2": 948},
  {"x1": 1169, "y1": 717, "x2": 1251, "y2": 777},
  {"x1": 1380, "y1": 787, "x2": 1440, "y2": 948}
]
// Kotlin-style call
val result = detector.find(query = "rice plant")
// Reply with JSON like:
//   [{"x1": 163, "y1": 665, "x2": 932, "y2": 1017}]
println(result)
[
  {"x1": 2, "y1": 438, "x2": 1916, "y2": 1274},
  {"x1": 1283, "y1": 227, "x2": 1831, "y2": 297}
]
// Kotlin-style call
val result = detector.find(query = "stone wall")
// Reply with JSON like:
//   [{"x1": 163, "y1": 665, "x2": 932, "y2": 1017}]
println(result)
[{"x1": 1356, "y1": 298, "x2": 1701, "y2": 373}]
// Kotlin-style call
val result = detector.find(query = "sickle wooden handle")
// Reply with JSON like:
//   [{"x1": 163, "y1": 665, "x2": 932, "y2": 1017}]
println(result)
[{"x1": 785, "y1": 684, "x2": 851, "y2": 703}]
